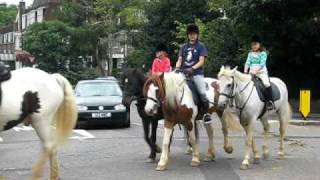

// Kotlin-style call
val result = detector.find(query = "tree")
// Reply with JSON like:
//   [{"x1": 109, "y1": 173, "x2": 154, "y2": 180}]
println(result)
[
  {"x1": 23, "y1": 21, "x2": 98, "y2": 84},
  {"x1": 0, "y1": 4, "x2": 17, "y2": 27},
  {"x1": 229, "y1": 0, "x2": 320, "y2": 98}
]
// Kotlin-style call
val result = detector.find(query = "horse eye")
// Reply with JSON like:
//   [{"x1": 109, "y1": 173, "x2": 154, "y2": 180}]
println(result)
[{"x1": 227, "y1": 84, "x2": 232, "y2": 88}]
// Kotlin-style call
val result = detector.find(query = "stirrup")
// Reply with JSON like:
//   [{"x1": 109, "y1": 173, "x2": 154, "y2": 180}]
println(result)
[
  {"x1": 266, "y1": 101, "x2": 274, "y2": 110},
  {"x1": 203, "y1": 113, "x2": 212, "y2": 124}
]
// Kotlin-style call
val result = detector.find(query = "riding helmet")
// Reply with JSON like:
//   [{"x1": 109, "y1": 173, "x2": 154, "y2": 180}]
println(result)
[
  {"x1": 251, "y1": 34, "x2": 262, "y2": 43},
  {"x1": 187, "y1": 24, "x2": 199, "y2": 35},
  {"x1": 156, "y1": 43, "x2": 168, "y2": 52}
]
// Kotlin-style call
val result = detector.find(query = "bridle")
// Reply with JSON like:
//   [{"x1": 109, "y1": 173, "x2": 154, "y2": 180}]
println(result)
[
  {"x1": 219, "y1": 77, "x2": 236, "y2": 105},
  {"x1": 219, "y1": 76, "x2": 255, "y2": 116}
]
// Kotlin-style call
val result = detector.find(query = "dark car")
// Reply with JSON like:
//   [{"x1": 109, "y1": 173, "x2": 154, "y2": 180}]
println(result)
[{"x1": 75, "y1": 77, "x2": 130, "y2": 128}]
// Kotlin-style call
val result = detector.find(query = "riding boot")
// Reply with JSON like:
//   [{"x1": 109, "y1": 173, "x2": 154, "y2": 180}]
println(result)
[
  {"x1": 200, "y1": 94, "x2": 212, "y2": 124},
  {"x1": 266, "y1": 86, "x2": 275, "y2": 110}
]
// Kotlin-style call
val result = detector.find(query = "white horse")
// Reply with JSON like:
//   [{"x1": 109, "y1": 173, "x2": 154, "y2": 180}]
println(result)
[
  {"x1": 217, "y1": 66, "x2": 291, "y2": 170},
  {"x1": 143, "y1": 72, "x2": 238, "y2": 170},
  {"x1": 0, "y1": 68, "x2": 77, "y2": 179}
]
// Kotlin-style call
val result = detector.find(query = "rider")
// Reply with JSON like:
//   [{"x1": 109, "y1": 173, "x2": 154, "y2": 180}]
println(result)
[
  {"x1": 175, "y1": 24, "x2": 212, "y2": 124},
  {"x1": 244, "y1": 35, "x2": 274, "y2": 110},
  {"x1": 151, "y1": 43, "x2": 171, "y2": 76}
]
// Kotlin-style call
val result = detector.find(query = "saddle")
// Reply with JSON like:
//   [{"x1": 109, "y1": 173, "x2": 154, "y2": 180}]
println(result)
[{"x1": 252, "y1": 76, "x2": 280, "y2": 102}]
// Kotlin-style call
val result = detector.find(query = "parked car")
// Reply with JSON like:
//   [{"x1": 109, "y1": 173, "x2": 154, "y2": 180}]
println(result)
[{"x1": 75, "y1": 77, "x2": 130, "y2": 128}]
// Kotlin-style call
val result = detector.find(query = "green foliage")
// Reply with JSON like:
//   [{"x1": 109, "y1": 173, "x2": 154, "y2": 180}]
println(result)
[
  {"x1": 23, "y1": 21, "x2": 98, "y2": 85},
  {"x1": 126, "y1": 48, "x2": 149, "y2": 67},
  {"x1": 0, "y1": 4, "x2": 17, "y2": 27}
]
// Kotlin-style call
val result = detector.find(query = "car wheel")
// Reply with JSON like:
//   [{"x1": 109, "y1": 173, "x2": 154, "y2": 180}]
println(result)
[{"x1": 123, "y1": 110, "x2": 130, "y2": 128}]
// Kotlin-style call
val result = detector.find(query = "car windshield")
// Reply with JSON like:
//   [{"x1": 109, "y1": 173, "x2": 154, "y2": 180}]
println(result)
[{"x1": 76, "y1": 82, "x2": 122, "y2": 97}]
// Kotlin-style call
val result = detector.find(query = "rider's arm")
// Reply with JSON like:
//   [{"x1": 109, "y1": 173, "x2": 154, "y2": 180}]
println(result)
[
  {"x1": 192, "y1": 56, "x2": 205, "y2": 69},
  {"x1": 175, "y1": 56, "x2": 182, "y2": 69},
  {"x1": 244, "y1": 53, "x2": 251, "y2": 73}
]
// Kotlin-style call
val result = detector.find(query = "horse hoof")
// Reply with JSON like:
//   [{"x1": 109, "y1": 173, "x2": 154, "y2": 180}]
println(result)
[
  {"x1": 224, "y1": 146, "x2": 233, "y2": 154},
  {"x1": 156, "y1": 145, "x2": 162, "y2": 153},
  {"x1": 156, "y1": 165, "x2": 167, "y2": 171},
  {"x1": 190, "y1": 160, "x2": 200, "y2": 167},
  {"x1": 278, "y1": 152, "x2": 285, "y2": 160},
  {"x1": 240, "y1": 164, "x2": 250, "y2": 170},
  {"x1": 203, "y1": 154, "x2": 216, "y2": 162},
  {"x1": 263, "y1": 153, "x2": 269, "y2": 160},
  {"x1": 253, "y1": 157, "x2": 260, "y2": 164},
  {"x1": 145, "y1": 158, "x2": 156, "y2": 163},
  {"x1": 185, "y1": 147, "x2": 193, "y2": 155}
]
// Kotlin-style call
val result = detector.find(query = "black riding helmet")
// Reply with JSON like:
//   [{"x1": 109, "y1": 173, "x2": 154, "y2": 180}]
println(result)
[
  {"x1": 156, "y1": 43, "x2": 168, "y2": 52},
  {"x1": 251, "y1": 34, "x2": 261, "y2": 43},
  {"x1": 187, "y1": 24, "x2": 199, "y2": 35}
]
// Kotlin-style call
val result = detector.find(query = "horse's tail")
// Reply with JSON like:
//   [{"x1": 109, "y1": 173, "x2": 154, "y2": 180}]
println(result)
[
  {"x1": 52, "y1": 74, "x2": 78, "y2": 145},
  {"x1": 223, "y1": 110, "x2": 242, "y2": 131}
]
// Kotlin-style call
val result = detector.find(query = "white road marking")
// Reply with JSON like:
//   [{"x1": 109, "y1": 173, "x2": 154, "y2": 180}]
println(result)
[
  {"x1": 0, "y1": 136, "x2": 3, "y2": 142},
  {"x1": 13, "y1": 126, "x2": 34, "y2": 131},
  {"x1": 10, "y1": 125, "x2": 95, "y2": 141},
  {"x1": 70, "y1": 129, "x2": 95, "y2": 140}
]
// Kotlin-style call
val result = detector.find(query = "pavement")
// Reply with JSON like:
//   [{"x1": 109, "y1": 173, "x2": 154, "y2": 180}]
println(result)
[{"x1": 1, "y1": 105, "x2": 320, "y2": 180}]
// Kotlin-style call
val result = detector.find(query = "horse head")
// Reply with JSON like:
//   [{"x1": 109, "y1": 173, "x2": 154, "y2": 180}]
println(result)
[
  {"x1": 143, "y1": 74, "x2": 165, "y2": 116},
  {"x1": 217, "y1": 66, "x2": 238, "y2": 110},
  {"x1": 121, "y1": 68, "x2": 146, "y2": 106}
]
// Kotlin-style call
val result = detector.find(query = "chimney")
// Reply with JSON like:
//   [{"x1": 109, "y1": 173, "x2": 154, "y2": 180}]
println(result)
[{"x1": 18, "y1": 1, "x2": 25, "y2": 31}]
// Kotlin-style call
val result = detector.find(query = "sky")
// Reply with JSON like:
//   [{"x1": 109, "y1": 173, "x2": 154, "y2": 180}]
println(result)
[{"x1": 0, "y1": 0, "x2": 33, "y2": 6}]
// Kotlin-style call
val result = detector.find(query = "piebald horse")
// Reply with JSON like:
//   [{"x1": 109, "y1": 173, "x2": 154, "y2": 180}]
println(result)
[
  {"x1": 217, "y1": 66, "x2": 291, "y2": 170},
  {"x1": 143, "y1": 72, "x2": 238, "y2": 170},
  {"x1": 0, "y1": 68, "x2": 77, "y2": 179}
]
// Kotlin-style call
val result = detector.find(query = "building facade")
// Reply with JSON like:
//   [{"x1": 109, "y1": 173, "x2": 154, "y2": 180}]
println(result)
[{"x1": 0, "y1": 0, "x2": 60, "y2": 69}]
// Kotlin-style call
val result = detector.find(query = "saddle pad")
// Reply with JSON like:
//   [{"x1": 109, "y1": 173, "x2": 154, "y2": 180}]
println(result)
[{"x1": 254, "y1": 79, "x2": 281, "y2": 102}]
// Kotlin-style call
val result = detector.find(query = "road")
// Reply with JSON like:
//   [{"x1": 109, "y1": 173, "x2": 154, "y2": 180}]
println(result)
[{"x1": 1, "y1": 105, "x2": 320, "y2": 180}]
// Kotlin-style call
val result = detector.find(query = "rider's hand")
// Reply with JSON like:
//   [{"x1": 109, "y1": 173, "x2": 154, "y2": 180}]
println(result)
[{"x1": 184, "y1": 68, "x2": 194, "y2": 76}]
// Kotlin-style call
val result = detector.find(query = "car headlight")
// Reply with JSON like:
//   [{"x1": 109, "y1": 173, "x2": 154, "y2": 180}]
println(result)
[
  {"x1": 114, "y1": 104, "x2": 126, "y2": 110},
  {"x1": 77, "y1": 105, "x2": 88, "y2": 111}
]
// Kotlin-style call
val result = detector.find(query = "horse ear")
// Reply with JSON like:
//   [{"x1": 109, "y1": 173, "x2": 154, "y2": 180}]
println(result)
[
  {"x1": 220, "y1": 65, "x2": 225, "y2": 72},
  {"x1": 232, "y1": 66, "x2": 238, "y2": 73},
  {"x1": 133, "y1": 68, "x2": 137, "y2": 74}
]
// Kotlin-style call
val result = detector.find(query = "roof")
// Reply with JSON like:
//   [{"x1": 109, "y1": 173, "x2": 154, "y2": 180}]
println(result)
[{"x1": 31, "y1": 0, "x2": 59, "y2": 9}]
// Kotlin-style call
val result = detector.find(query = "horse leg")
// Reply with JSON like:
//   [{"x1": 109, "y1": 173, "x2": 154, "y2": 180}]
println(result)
[
  {"x1": 260, "y1": 116, "x2": 270, "y2": 159},
  {"x1": 151, "y1": 120, "x2": 161, "y2": 154},
  {"x1": 49, "y1": 148, "x2": 59, "y2": 180},
  {"x1": 142, "y1": 118, "x2": 153, "y2": 162},
  {"x1": 203, "y1": 123, "x2": 215, "y2": 161},
  {"x1": 218, "y1": 110, "x2": 233, "y2": 154},
  {"x1": 252, "y1": 137, "x2": 261, "y2": 164},
  {"x1": 240, "y1": 121, "x2": 254, "y2": 170},
  {"x1": 168, "y1": 128, "x2": 174, "y2": 153},
  {"x1": 278, "y1": 104, "x2": 289, "y2": 159},
  {"x1": 156, "y1": 122, "x2": 174, "y2": 171},
  {"x1": 188, "y1": 119, "x2": 201, "y2": 167},
  {"x1": 31, "y1": 117, "x2": 56, "y2": 179},
  {"x1": 184, "y1": 127, "x2": 192, "y2": 155}
]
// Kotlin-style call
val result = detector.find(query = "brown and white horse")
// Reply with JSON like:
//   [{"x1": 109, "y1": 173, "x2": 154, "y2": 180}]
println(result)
[{"x1": 143, "y1": 72, "x2": 239, "y2": 170}]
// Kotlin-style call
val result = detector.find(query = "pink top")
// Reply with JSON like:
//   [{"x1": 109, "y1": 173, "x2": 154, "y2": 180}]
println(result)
[{"x1": 151, "y1": 57, "x2": 171, "y2": 75}]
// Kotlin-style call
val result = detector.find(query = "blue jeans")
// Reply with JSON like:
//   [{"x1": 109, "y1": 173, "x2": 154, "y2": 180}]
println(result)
[{"x1": 191, "y1": 75, "x2": 209, "y2": 110}]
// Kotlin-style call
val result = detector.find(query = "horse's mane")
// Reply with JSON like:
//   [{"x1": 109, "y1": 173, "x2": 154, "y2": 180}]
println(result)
[
  {"x1": 163, "y1": 72, "x2": 186, "y2": 110},
  {"x1": 218, "y1": 66, "x2": 251, "y2": 83},
  {"x1": 143, "y1": 75, "x2": 165, "y2": 100}
]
